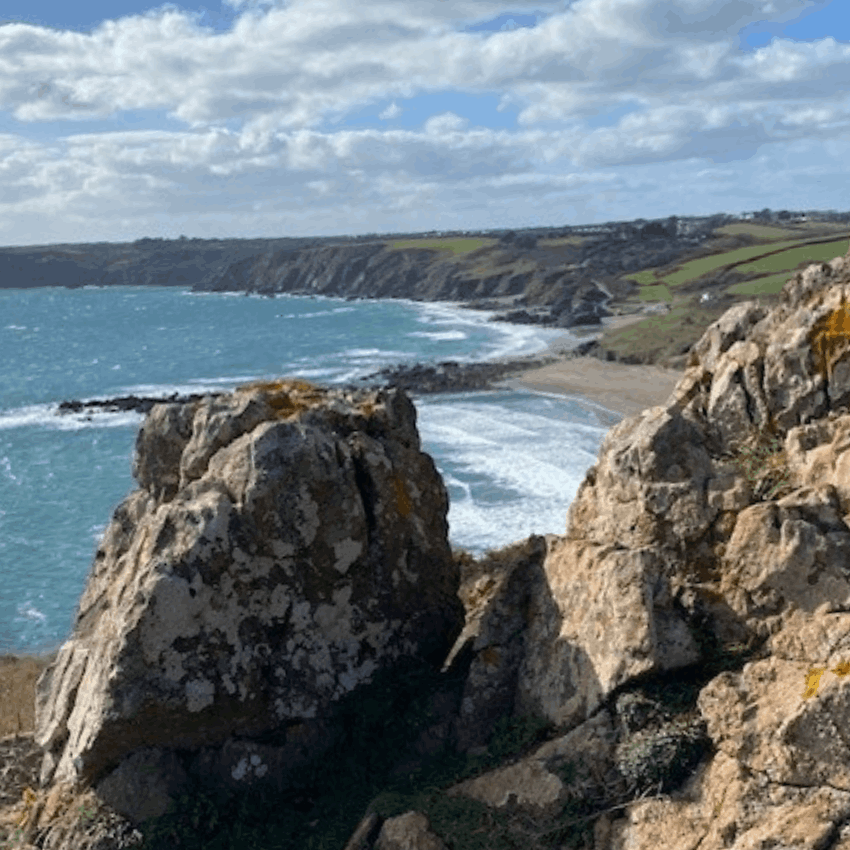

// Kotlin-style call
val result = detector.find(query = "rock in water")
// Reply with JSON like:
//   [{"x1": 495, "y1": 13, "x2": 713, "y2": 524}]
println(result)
[{"x1": 33, "y1": 378, "x2": 464, "y2": 826}]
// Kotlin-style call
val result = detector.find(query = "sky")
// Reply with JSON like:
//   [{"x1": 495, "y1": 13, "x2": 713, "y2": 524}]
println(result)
[{"x1": 0, "y1": 0, "x2": 848, "y2": 247}]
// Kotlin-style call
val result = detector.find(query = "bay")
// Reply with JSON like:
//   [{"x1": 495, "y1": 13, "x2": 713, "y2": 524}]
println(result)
[{"x1": 0, "y1": 285, "x2": 620, "y2": 654}]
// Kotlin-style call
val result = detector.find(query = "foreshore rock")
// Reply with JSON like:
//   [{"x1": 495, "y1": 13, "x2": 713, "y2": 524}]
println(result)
[
  {"x1": 356, "y1": 353, "x2": 565, "y2": 395},
  {"x1": 56, "y1": 392, "x2": 222, "y2": 416},
  {"x1": 17, "y1": 249, "x2": 850, "y2": 850}
]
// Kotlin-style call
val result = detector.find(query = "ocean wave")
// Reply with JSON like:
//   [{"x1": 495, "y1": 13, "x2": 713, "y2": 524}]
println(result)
[{"x1": 0, "y1": 403, "x2": 143, "y2": 431}]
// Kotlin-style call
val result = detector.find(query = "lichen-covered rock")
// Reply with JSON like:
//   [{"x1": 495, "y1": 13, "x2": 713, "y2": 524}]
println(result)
[
  {"x1": 430, "y1": 249, "x2": 850, "y2": 849},
  {"x1": 33, "y1": 379, "x2": 464, "y2": 827},
  {"x1": 374, "y1": 811, "x2": 449, "y2": 850}
]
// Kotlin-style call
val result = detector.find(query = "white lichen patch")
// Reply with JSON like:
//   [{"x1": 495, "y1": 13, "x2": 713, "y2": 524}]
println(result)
[
  {"x1": 333, "y1": 537, "x2": 363, "y2": 574},
  {"x1": 185, "y1": 677, "x2": 216, "y2": 712},
  {"x1": 231, "y1": 752, "x2": 268, "y2": 781},
  {"x1": 314, "y1": 585, "x2": 354, "y2": 639}
]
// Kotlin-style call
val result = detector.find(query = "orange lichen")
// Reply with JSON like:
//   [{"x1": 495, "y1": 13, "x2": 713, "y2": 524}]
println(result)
[
  {"x1": 236, "y1": 378, "x2": 320, "y2": 394},
  {"x1": 808, "y1": 295, "x2": 850, "y2": 383},
  {"x1": 391, "y1": 475, "x2": 413, "y2": 518},
  {"x1": 236, "y1": 378, "x2": 326, "y2": 419},
  {"x1": 802, "y1": 667, "x2": 827, "y2": 699},
  {"x1": 832, "y1": 660, "x2": 850, "y2": 677}
]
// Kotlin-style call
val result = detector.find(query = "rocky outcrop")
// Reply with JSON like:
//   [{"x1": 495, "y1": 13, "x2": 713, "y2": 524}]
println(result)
[
  {"x1": 18, "y1": 250, "x2": 850, "y2": 850},
  {"x1": 340, "y1": 250, "x2": 850, "y2": 849},
  {"x1": 383, "y1": 250, "x2": 850, "y2": 849},
  {"x1": 27, "y1": 378, "x2": 464, "y2": 843},
  {"x1": 356, "y1": 353, "x2": 563, "y2": 396}
]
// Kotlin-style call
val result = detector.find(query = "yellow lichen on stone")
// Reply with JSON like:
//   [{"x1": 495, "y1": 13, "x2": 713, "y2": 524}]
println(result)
[
  {"x1": 832, "y1": 660, "x2": 850, "y2": 677},
  {"x1": 808, "y1": 295, "x2": 850, "y2": 382},
  {"x1": 802, "y1": 667, "x2": 826, "y2": 699},
  {"x1": 236, "y1": 378, "x2": 326, "y2": 419},
  {"x1": 236, "y1": 377, "x2": 320, "y2": 395},
  {"x1": 391, "y1": 475, "x2": 412, "y2": 517}
]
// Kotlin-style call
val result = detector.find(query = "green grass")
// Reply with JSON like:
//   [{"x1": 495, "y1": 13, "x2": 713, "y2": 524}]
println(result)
[
  {"x1": 734, "y1": 238, "x2": 848, "y2": 276},
  {"x1": 636, "y1": 283, "x2": 672, "y2": 303},
  {"x1": 714, "y1": 222, "x2": 803, "y2": 241},
  {"x1": 727, "y1": 272, "x2": 796, "y2": 297},
  {"x1": 622, "y1": 269, "x2": 660, "y2": 285},
  {"x1": 659, "y1": 238, "x2": 818, "y2": 288},
  {"x1": 386, "y1": 237, "x2": 495, "y2": 255},
  {"x1": 592, "y1": 299, "x2": 735, "y2": 365}
]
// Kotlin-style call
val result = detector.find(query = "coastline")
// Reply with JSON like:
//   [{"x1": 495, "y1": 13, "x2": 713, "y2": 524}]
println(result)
[
  {"x1": 496, "y1": 358, "x2": 684, "y2": 418},
  {"x1": 491, "y1": 312, "x2": 686, "y2": 418}
]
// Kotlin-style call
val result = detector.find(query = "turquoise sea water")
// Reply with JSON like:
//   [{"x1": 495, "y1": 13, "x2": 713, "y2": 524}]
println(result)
[{"x1": 0, "y1": 286, "x2": 622, "y2": 655}]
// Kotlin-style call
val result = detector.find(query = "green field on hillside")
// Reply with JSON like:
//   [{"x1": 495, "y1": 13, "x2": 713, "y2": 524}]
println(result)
[
  {"x1": 637, "y1": 283, "x2": 673, "y2": 302},
  {"x1": 734, "y1": 238, "x2": 848, "y2": 276},
  {"x1": 714, "y1": 222, "x2": 803, "y2": 241},
  {"x1": 624, "y1": 235, "x2": 849, "y2": 297},
  {"x1": 727, "y1": 272, "x2": 797, "y2": 297},
  {"x1": 386, "y1": 237, "x2": 495, "y2": 255}
]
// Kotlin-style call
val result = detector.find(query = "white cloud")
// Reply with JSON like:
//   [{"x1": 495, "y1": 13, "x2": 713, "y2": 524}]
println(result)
[
  {"x1": 379, "y1": 101, "x2": 402, "y2": 119},
  {"x1": 424, "y1": 112, "x2": 469, "y2": 134},
  {"x1": 0, "y1": 0, "x2": 846, "y2": 244}
]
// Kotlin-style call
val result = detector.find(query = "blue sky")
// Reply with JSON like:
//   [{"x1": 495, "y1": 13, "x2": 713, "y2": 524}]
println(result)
[{"x1": 0, "y1": 0, "x2": 847, "y2": 246}]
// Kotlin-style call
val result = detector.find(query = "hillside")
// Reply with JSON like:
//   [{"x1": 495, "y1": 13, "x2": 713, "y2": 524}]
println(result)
[{"x1": 1, "y1": 217, "x2": 847, "y2": 370}]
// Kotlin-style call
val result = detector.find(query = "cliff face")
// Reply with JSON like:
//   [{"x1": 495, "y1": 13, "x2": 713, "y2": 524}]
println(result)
[
  {"x1": 194, "y1": 232, "x2": 713, "y2": 326},
  {"x1": 0, "y1": 229, "x2": 714, "y2": 329}
]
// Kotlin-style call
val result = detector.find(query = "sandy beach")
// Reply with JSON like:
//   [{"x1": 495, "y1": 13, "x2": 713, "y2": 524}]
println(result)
[
  {"x1": 496, "y1": 314, "x2": 686, "y2": 418},
  {"x1": 497, "y1": 356, "x2": 685, "y2": 418}
]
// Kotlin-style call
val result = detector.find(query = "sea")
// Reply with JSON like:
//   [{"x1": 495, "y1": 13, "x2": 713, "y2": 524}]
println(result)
[{"x1": 0, "y1": 285, "x2": 624, "y2": 657}]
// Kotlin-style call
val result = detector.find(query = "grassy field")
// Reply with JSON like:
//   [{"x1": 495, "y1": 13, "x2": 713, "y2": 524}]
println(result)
[
  {"x1": 600, "y1": 225, "x2": 847, "y2": 364},
  {"x1": 713, "y1": 222, "x2": 805, "y2": 241},
  {"x1": 622, "y1": 232, "x2": 849, "y2": 301},
  {"x1": 734, "y1": 238, "x2": 849, "y2": 277}
]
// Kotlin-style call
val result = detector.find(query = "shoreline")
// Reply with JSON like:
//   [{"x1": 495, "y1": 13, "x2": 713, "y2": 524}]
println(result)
[
  {"x1": 496, "y1": 357, "x2": 684, "y2": 419},
  {"x1": 486, "y1": 311, "x2": 686, "y2": 418}
]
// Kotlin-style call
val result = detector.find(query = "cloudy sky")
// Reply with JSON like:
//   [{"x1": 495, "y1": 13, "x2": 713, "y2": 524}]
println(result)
[{"x1": 1, "y1": 0, "x2": 848, "y2": 247}]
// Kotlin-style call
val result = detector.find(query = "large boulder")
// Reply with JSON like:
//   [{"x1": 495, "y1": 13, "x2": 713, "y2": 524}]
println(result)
[{"x1": 31, "y1": 379, "x2": 464, "y2": 830}]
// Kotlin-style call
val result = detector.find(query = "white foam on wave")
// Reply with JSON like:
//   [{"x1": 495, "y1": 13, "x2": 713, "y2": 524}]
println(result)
[
  {"x1": 276, "y1": 306, "x2": 356, "y2": 319},
  {"x1": 0, "y1": 403, "x2": 143, "y2": 432},
  {"x1": 15, "y1": 602, "x2": 47, "y2": 624},
  {"x1": 408, "y1": 330, "x2": 467, "y2": 341},
  {"x1": 410, "y1": 299, "x2": 580, "y2": 360},
  {"x1": 416, "y1": 392, "x2": 610, "y2": 556}
]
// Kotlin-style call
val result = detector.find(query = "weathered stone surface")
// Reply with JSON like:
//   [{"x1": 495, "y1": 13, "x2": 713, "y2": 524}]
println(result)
[
  {"x1": 608, "y1": 750, "x2": 850, "y2": 850},
  {"x1": 402, "y1": 249, "x2": 850, "y2": 848},
  {"x1": 374, "y1": 811, "x2": 449, "y2": 850},
  {"x1": 33, "y1": 379, "x2": 464, "y2": 827},
  {"x1": 446, "y1": 709, "x2": 620, "y2": 821}
]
